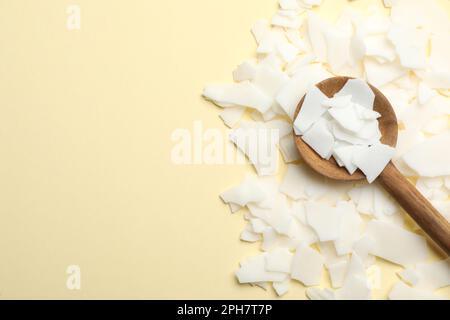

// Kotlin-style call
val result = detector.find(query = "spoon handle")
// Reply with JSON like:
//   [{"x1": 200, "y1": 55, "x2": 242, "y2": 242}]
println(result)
[{"x1": 378, "y1": 162, "x2": 450, "y2": 255}]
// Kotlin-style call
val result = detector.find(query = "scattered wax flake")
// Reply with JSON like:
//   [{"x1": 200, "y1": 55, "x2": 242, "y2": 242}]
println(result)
[
  {"x1": 276, "y1": 41, "x2": 301, "y2": 64},
  {"x1": 417, "y1": 82, "x2": 436, "y2": 106},
  {"x1": 318, "y1": 241, "x2": 349, "y2": 268},
  {"x1": 402, "y1": 132, "x2": 450, "y2": 177},
  {"x1": 363, "y1": 34, "x2": 396, "y2": 64},
  {"x1": 372, "y1": 185, "x2": 398, "y2": 218},
  {"x1": 273, "y1": 277, "x2": 290, "y2": 296},
  {"x1": 390, "y1": 0, "x2": 450, "y2": 34},
  {"x1": 285, "y1": 29, "x2": 308, "y2": 52},
  {"x1": 422, "y1": 116, "x2": 449, "y2": 136},
  {"x1": 325, "y1": 28, "x2": 351, "y2": 73},
  {"x1": 306, "y1": 12, "x2": 329, "y2": 62},
  {"x1": 276, "y1": 63, "x2": 332, "y2": 119},
  {"x1": 256, "y1": 28, "x2": 287, "y2": 55},
  {"x1": 250, "y1": 218, "x2": 268, "y2": 234},
  {"x1": 253, "y1": 66, "x2": 290, "y2": 99},
  {"x1": 203, "y1": 82, "x2": 273, "y2": 113},
  {"x1": 336, "y1": 253, "x2": 371, "y2": 300},
  {"x1": 235, "y1": 254, "x2": 288, "y2": 284},
  {"x1": 228, "y1": 202, "x2": 242, "y2": 214},
  {"x1": 306, "y1": 288, "x2": 336, "y2": 300},
  {"x1": 366, "y1": 220, "x2": 429, "y2": 266},
  {"x1": 219, "y1": 107, "x2": 245, "y2": 128},
  {"x1": 286, "y1": 54, "x2": 316, "y2": 76},
  {"x1": 388, "y1": 282, "x2": 444, "y2": 300},
  {"x1": 272, "y1": 11, "x2": 302, "y2": 30},
  {"x1": 301, "y1": 119, "x2": 335, "y2": 159},
  {"x1": 364, "y1": 58, "x2": 407, "y2": 88},
  {"x1": 241, "y1": 224, "x2": 262, "y2": 242},
  {"x1": 220, "y1": 175, "x2": 267, "y2": 207},
  {"x1": 233, "y1": 61, "x2": 257, "y2": 82},
  {"x1": 398, "y1": 259, "x2": 450, "y2": 291},
  {"x1": 293, "y1": 86, "x2": 329, "y2": 134},
  {"x1": 230, "y1": 122, "x2": 279, "y2": 176},
  {"x1": 279, "y1": 0, "x2": 300, "y2": 10},
  {"x1": 387, "y1": 24, "x2": 428, "y2": 70},
  {"x1": 383, "y1": 0, "x2": 398, "y2": 8},
  {"x1": 247, "y1": 194, "x2": 293, "y2": 236},
  {"x1": 279, "y1": 134, "x2": 301, "y2": 163},
  {"x1": 251, "y1": 20, "x2": 270, "y2": 45},
  {"x1": 305, "y1": 201, "x2": 342, "y2": 242},
  {"x1": 291, "y1": 244, "x2": 325, "y2": 286},
  {"x1": 328, "y1": 260, "x2": 349, "y2": 288},
  {"x1": 265, "y1": 247, "x2": 293, "y2": 273},
  {"x1": 353, "y1": 235, "x2": 376, "y2": 267},
  {"x1": 352, "y1": 143, "x2": 396, "y2": 183},
  {"x1": 290, "y1": 201, "x2": 320, "y2": 245},
  {"x1": 334, "y1": 79, "x2": 375, "y2": 110},
  {"x1": 334, "y1": 201, "x2": 363, "y2": 255},
  {"x1": 279, "y1": 164, "x2": 326, "y2": 201}
]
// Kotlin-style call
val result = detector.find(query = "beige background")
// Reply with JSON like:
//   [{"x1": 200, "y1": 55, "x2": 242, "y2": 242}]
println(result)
[{"x1": 0, "y1": 0, "x2": 448, "y2": 299}]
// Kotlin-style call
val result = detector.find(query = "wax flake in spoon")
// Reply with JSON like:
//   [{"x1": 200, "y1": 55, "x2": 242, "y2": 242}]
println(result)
[{"x1": 294, "y1": 79, "x2": 394, "y2": 183}]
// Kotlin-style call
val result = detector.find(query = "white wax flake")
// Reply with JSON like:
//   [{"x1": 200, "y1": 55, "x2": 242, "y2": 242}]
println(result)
[
  {"x1": 220, "y1": 175, "x2": 267, "y2": 207},
  {"x1": 402, "y1": 132, "x2": 450, "y2": 177},
  {"x1": 248, "y1": 194, "x2": 293, "y2": 236},
  {"x1": 279, "y1": 164, "x2": 326, "y2": 201},
  {"x1": 364, "y1": 35, "x2": 396, "y2": 64},
  {"x1": 364, "y1": 58, "x2": 407, "y2": 87},
  {"x1": 328, "y1": 260, "x2": 349, "y2": 288},
  {"x1": 333, "y1": 145, "x2": 363, "y2": 174},
  {"x1": 417, "y1": 82, "x2": 436, "y2": 106},
  {"x1": 302, "y1": 0, "x2": 322, "y2": 7},
  {"x1": 265, "y1": 247, "x2": 293, "y2": 273},
  {"x1": 388, "y1": 282, "x2": 444, "y2": 300},
  {"x1": 203, "y1": 82, "x2": 273, "y2": 113},
  {"x1": 305, "y1": 201, "x2": 342, "y2": 242},
  {"x1": 335, "y1": 253, "x2": 371, "y2": 300},
  {"x1": 236, "y1": 254, "x2": 288, "y2": 284},
  {"x1": 233, "y1": 61, "x2": 257, "y2": 82},
  {"x1": 241, "y1": 224, "x2": 262, "y2": 242},
  {"x1": 306, "y1": 288, "x2": 336, "y2": 300},
  {"x1": 353, "y1": 235, "x2": 376, "y2": 267},
  {"x1": 301, "y1": 119, "x2": 335, "y2": 160},
  {"x1": 322, "y1": 95, "x2": 352, "y2": 109},
  {"x1": 285, "y1": 30, "x2": 308, "y2": 52},
  {"x1": 366, "y1": 220, "x2": 429, "y2": 266},
  {"x1": 306, "y1": 12, "x2": 329, "y2": 62},
  {"x1": 219, "y1": 107, "x2": 245, "y2": 128},
  {"x1": 334, "y1": 79, "x2": 375, "y2": 110},
  {"x1": 387, "y1": 25, "x2": 428, "y2": 70},
  {"x1": 230, "y1": 121, "x2": 279, "y2": 176},
  {"x1": 325, "y1": 29, "x2": 351, "y2": 73},
  {"x1": 279, "y1": 0, "x2": 300, "y2": 10},
  {"x1": 276, "y1": 41, "x2": 300, "y2": 64},
  {"x1": 276, "y1": 64, "x2": 332, "y2": 119},
  {"x1": 334, "y1": 201, "x2": 363, "y2": 255},
  {"x1": 273, "y1": 277, "x2": 290, "y2": 296},
  {"x1": 272, "y1": 11, "x2": 302, "y2": 30},
  {"x1": 318, "y1": 241, "x2": 348, "y2": 267},
  {"x1": 398, "y1": 259, "x2": 450, "y2": 291},
  {"x1": 279, "y1": 134, "x2": 301, "y2": 163},
  {"x1": 352, "y1": 143, "x2": 396, "y2": 183},
  {"x1": 253, "y1": 65, "x2": 290, "y2": 99},
  {"x1": 251, "y1": 20, "x2": 270, "y2": 45},
  {"x1": 291, "y1": 245, "x2": 324, "y2": 286},
  {"x1": 328, "y1": 104, "x2": 364, "y2": 133},
  {"x1": 293, "y1": 86, "x2": 329, "y2": 134}
]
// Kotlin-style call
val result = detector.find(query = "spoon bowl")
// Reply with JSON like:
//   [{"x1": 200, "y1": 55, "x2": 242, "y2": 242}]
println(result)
[
  {"x1": 293, "y1": 76, "x2": 450, "y2": 255},
  {"x1": 293, "y1": 76, "x2": 398, "y2": 181}
]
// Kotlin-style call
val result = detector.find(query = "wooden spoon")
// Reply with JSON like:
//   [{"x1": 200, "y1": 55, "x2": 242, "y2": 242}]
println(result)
[{"x1": 293, "y1": 76, "x2": 450, "y2": 255}]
